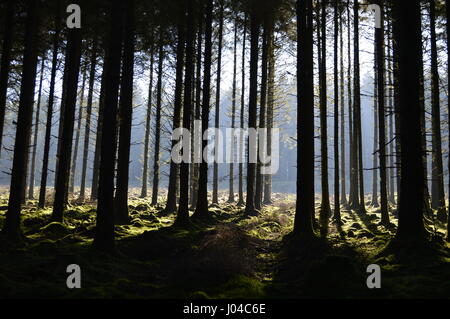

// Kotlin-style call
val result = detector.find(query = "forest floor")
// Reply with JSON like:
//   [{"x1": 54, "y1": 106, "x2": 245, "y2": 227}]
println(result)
[{"x1": 0, "y1": 188, "x2": 449, "y2": 299}]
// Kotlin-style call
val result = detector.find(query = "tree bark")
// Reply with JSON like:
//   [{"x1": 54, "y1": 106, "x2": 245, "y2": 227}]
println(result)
[
  {"x1": 228, "y1": 17, "x2": 238, "y2": 204},
  {"x1": 244, "y1": 0, "x2": 260, "y2": 216},
  {"x1": 2, "y1": 0, "x2": 39, "y2": 240},
  {"x1": 28, "y1": 56, "x2": 45, "y2": 200},
  {"x1": 163, "y1": 8, "x2": 185, "y2": 215},
  {"x1": 51, "y1": 18, "x2": 83, "y2": 223},
  {"x1": 69, "y1": 66, "x2": 87, "y2": 195},
  {"x1": 375, "y1": 2, "x2": 389, "y2": 225},
  {"x1": 318, "y1": 0, "x2": 330, "y2": 233},
  {"x1": 114, "y1": 0, "x2": 135, "y2": 224},
  {"x1": 79, "y1": 31, "x2": 98, "y2": 201},
  {"x1": 392, "y1": 0, "x2": 426, "y2": 243},
  {"x1": 255, "y1": 14, "x2": 270, "y2": 210},
  {"x1": 176, "y1": 0, "x2": 195, "y2": 225},
  {"x1": 333, "y1": 0, "x2": 340, "y2": 224},
  {"x1": 212, "y1": 0, "x2": 224, "y2": 205},
  {"x1": 354, "y1": 0, "x2": 366, "y2": 214},
  {"x1": 0, "y1": 0, "x2": 14, "y2": 159},
  {"x1": 429, "y1": 0, "x2": 447, "y2": 221},
  {"x1": 192, "y1": 0, "x2": 213, "y2": 220},
  {"x1": 294, "y1": 0, "x2": 315, "y2": 238},
  {"x1": 150, "y1": 29, "x2": 165, "y2": 206},
  {"x1": 238, "y1": 13, "x2": 248, "y2": 207},
  {"x1": 39, "y1": 7, "x2": 61, "y2": 208},
  {"x1": 93, "y1": 0, "x2": 124, "y2": 252}
]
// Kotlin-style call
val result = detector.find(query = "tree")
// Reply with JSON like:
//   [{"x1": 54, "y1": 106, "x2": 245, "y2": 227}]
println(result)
[
  {"x1": 93, "y1": 0, "x2": 124, "y2": 252},
  {"x1": 339, "y1": 5, "x2": 347, "y2": 207},
  {"x1": 79, "y1": 29, "x2": 99, "y2": 202},
  {"x1": 293, "y1": 0, "x2": 315, "y2": 238},
  {"x1": 0, "y1": 0, "x2": 14, "y2": 159},
  {"x1": 375, "y1": 1, "x2": 389, "y2": 225},
  {"x1": 69, "y1": 67, "x2": 87, "y2": 194},
  {"x1": 391, "y1": 0, "x2": 426, "y2": 243},
  {"x1": 318, "y1": 0, "x2": 330, "y2": 233},
  {"x1": 28, "y1": 56, "x2": 45, "y2": 199},
  {"x1": 2, "y1": 0, "x2": 40, "y2": 240},
  {"x1": 429, "y1": 0, "x2": 446, "y2": 222},
  {"x1": 237, "y1": 13, "x2": 248, "y2": 207},
  {"x1": 192, "y1": 0, "x2": 213, "y2": 220},
  {"x1": 353, "y1": 0, "x2": 366, "y2": 214},
  {"x1": 176, "y1": 0, "x2": 195, "y2": 225},
  {"x1": 90, "y1": 55, "x2": 106, "y2": 201},
  {"x1": 244, "y1": 0, "x2": 260, "y2": 216},
  {"x1": 51, "y1": 11, "x2": 83, "y2": 223},
  {"x1": 151, "y1": 28, "x2": 165, "y2": 206},
  {"x1": 39, "y1": 5, "x2": 61, "y2": 208},
  {"x1": 228, "y1": 17, "x2": 238, "y2": 204},
  {"x1": 333, "y1": 0, "x2": 340, "y2": 224},
  {"x1": 371, "y1": 56, "x2": 379, "y2": 207},
  {"x1": 446, "y1": 0, "x2": 450, "y2": 241},
  {"x1": 141, "y1": 35, "x2": 154, "y2": 199},
  {"x1": 163, "y1": 5, "x2": 185, "y2": 215},
  {"x1": 212, "y1": 0, "x2": 224, "y2": 205},
  {"x1": 255, "y1": 12, "x2": 270, "y2": 211},
  {"x1": 115, "y1": 0, "x2": 135, "y2": 224}
]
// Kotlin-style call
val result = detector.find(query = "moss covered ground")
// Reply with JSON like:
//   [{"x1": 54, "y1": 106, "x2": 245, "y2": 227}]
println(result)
[{"x1": 0, "y1": 189, "x2": 449, "y2": 299}]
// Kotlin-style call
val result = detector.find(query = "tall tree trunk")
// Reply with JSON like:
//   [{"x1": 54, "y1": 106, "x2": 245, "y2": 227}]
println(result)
[
  {"x1": 192, "y1": 0, "x2": 213, "y2": 220},
  {"x1": 79, "y1": 32, "x2": 98, "y2": 201},
  {"x1": 176, "y1": 0, "x2": 195, "y2": 225},
  {"x1": 90, "y1": 55, "x2": 106, "y2": 201},
  {"x1": 150, "y1": 29, "x2": 165, "y2": 206},
  {"x1": 333, "y1": 0, "x2": 340, "y2": 224},
  {"x1": 255, "y1": 15, "x2": 269, "y2": 211},
  {"x1": 371, "y1": 57, "x2": 379, "y2": 207},
  {"x1": 0, "y1": 0, "x2": 14, "y2": 159},
  {"x1": 2, "y1": 0, "x2": 39, "y2": 240},
  {"x1": 69, "y1": 66, "x2": 87, "y2": 194},
  {"x1": 28, "y1": 56, "x2": 45, "y2": 200},
  {"x1": 339, "y1": 9, "x2": 347, "y2": 207},
  {"x1": 114, "y1": 0, "x2": 135, "y2": 224},
  {"x1": 93, "y1": 0, "x2": 124, "y2": 252},
  {"x1": 294, "y1": 0, "x2": 315, "y2": 238},
  {"x1": 375, "y1": 2, "x2": 389, "y2": 225},
  {"x1": 387, "y1": 18, "x2": 396, "y2": 205},
  {"x1": 39, "y1": 7, "x2": 61, "y2": 208},
  {"x1": 318, "y1": 0, "x2": 330, "y2": 233},
  {"x1": 429, "y1": 0, "x2": 447, "y2": 221},
  {"x1": 190, "y1": 10, "x2": 203, "y2": 209},
  {"x1": 347, "y1": 2, "x2": 358, "y2": 208},
  {"x1": 212, "y1": 0, "x2": 224, "y2": 205},
  {"x1": 263, "y1": 30, "x2": 275, "y2": 205},
  {"x1": 354, "y1": 0, "x2": 366, "y2": 214},
  {"x1": 228, "y1": 17, "x2": 238, "y2": 204},
  {"x1": 51, "y1": 18, "x2": 83, "y2": 223},
  {"x1": 392, "y1": 0, "x2": 426, "y2": 243},
  {"x1": 163, "y1": 9, "x2": 185, "y2": 214},
  {"x1": 446, "y1": 0, "x2": 450, "y2": 241},
  {"x1": 244, "y1": 0, "x2": 260, "y2": 216},
  {"x1": 237, "y1": 13, "x2": 248, "y2": 207},
  {"x1": 140, "y1": 40, "x2": 154, "y2": 199}
]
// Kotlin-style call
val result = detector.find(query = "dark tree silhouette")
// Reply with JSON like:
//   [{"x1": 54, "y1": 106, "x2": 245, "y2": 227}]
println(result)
[
  {"x1": 294, "y1": 0, "x2": 315, "y2": 238},
  {"x1": 2, "y1": 0, "x2": 40, "y2": 240},
  {"x1": 93, "y1": 0, "x2": 124, "y2": 252},
  {"x1": 192, "y1": 0, "x2": 213, "y2": 220},
  {"x1": 51, "y1": 13, "x2": 83, "y2": 223},
  {"x1": 0, "y1": 0, "x2": 14, "y2": 159},
  {"x1": 115, "y1": 0, "x2": 135, "y2": 224},
  {"x1": 392, "y1": 0, "x2": 426, "y2": 243}
]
